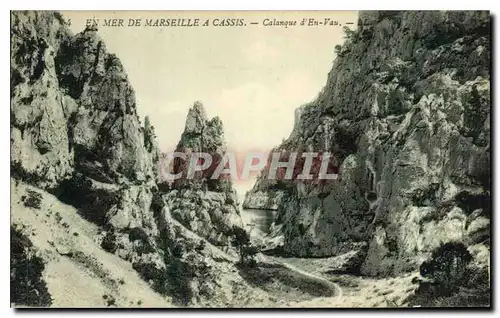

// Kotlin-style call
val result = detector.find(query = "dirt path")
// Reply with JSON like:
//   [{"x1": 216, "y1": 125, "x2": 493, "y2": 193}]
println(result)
[
  {"x1": 260, "y1": 255, "x2": 343, "y2": 303},
  {"x1": 262, "y1": 255, "x2": 419, "y2": 308}
]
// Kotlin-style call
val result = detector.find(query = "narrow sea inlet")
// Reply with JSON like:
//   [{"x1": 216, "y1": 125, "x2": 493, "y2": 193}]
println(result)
[{"x1": 240, "y1": 207, "x2": 277, "y2": 240}]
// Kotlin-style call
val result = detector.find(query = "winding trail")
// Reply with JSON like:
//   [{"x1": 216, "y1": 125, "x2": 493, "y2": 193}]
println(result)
[
  {"x1": 261, "y1": 255, "x2": 343, "y2": 303},
  {"x1": 240, "y1": 207, "x2": 343, "y2": 305}
]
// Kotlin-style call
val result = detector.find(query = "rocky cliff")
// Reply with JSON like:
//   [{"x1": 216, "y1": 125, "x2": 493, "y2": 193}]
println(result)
[
  {"x1": 242, "y1": 189, "x2": 284, "y2": 210},
  {"x1": 12, "y1": 10, "x2": 164, "y2": 276},
  {"x1": 245, "y1": 11, "x2": 491, "y2": 276},
  {"x1": 10, "y1": 11, "x2": 247, "y2": 307},
  {"x1": 165, "y1": 102, "x2": 243, "y2": 247}
]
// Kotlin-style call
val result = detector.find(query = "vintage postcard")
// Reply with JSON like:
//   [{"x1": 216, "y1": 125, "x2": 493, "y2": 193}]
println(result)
[{"x1": 10, "y1": 10, "x2": 491, "y2": 308}]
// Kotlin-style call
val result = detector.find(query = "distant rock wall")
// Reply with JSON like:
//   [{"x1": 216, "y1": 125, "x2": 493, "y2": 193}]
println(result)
[{"x1": 242, "y1": 190, "x2": 284, "y2": 210}]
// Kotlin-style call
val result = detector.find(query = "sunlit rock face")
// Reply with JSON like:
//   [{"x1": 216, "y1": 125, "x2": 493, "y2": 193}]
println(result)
[
  {"x1": 11, "y1": 11, "x2": 164, "y2": 277},
  {"x1": 10, "y1": 11, "x2": 244, "y2": 305},
  {"x1": 11, "y1": 12, "x2": 160, "y2": 189},
  {"x1": 11, "y1": 12, "x2": 75, "y2": 188},
  {"x1": 245, "y1": 11, "x2": 490, "y2": 276},
  {"x1": 168, "y1": 102, "x2": 243, "y2": 246}
]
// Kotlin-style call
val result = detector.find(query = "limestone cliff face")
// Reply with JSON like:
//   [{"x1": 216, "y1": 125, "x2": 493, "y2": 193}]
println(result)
[
  {"x1": 11, "y1": 13, "x2": 160, "y2": 188},
  {"x1": 167, "y1": 103, "x2": 243, "y2": 246},
  {"x1": 11, "y1": 11, "x2": 163, "y2": 271},
  {"x1": 10, "y1": 11, "x2": 243, "y2": 305},
  {"x1": 11, "y1": 12, "x2": 74, "y2": 188},
  {"x1": 246, "y1": 11, "x2": 490, "y2": 276}
]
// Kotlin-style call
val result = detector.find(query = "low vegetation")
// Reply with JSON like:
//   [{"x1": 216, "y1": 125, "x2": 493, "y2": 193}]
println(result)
[
  {"x1": 408, "y1": 242, "x2": 490, "y2": 307},
  {"x1": 230, "y1": 225, "x2": 258, "y2": 266},
  {"x1": 22, "y1": 190, "x2": 43, "y2": 209},
  {"x1": 238, "y1": 262, "x2": 334, "y2": 302},
  {"x1": 10, "y1": 226, "x2": 52, "y2": 307}
]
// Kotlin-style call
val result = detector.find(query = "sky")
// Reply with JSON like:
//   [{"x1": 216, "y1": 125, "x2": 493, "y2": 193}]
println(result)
[{"x1": 62, "y1": 11, "x2": 358, "y2": 192}]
